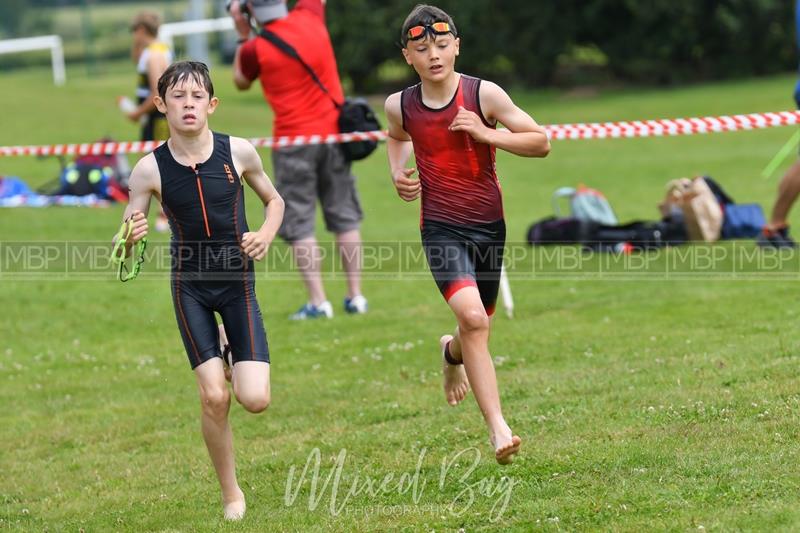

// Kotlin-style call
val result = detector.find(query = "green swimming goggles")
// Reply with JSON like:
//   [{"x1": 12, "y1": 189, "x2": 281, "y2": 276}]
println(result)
[{"x1": 110, "y1": 217, "x2": 147, "y2": 282}]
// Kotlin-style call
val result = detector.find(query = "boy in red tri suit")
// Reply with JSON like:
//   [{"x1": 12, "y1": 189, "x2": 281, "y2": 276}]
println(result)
[{"x1": 384, "y1": 4, "x2": 550, "y2": 464}]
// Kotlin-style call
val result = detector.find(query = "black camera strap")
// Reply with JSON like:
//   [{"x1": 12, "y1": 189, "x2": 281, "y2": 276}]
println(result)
[{"x1": 258, "y1": 28, "x2": 343, "y2": 109}]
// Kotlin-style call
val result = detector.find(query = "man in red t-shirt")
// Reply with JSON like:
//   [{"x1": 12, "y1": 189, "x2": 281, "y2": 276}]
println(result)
[{"x1": 230, "y1": 0, "x2": 367, "y2": 319}]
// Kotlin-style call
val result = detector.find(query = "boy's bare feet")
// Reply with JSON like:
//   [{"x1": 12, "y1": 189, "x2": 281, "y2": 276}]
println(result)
[
  {"x1": 222, "y1": 488, "x2": 246, "y2": 521},
  {"x1": 440, "y1": 334, "x2": 470, "y2": 406},
  {"x1": 492, "y1": 430, "x2": 522, "y2": 465}
]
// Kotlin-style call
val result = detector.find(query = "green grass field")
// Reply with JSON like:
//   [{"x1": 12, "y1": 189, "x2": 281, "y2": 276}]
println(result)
[{"x1": 3, "y1": 63, "x2": 800, "y2": 532}]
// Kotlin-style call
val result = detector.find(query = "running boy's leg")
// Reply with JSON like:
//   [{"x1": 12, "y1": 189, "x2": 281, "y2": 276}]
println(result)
[
  {"x1": 218, "y1": 277, "x2": 271, "y2": 413},
  {"x1": 447, "y1": 287, "x2": 521, "y2": 463},
  {"x1": 194, "y1": 359, "x2": 246, "y2": 517},
  {"x1": 771, "y1": 159, "x2": 800, "y2": 227},
  {"x1": 440, "y1": 330, "x2": 470, "y2": 406},
  {"x1": 232, "y1": 362, "x2": 271, "y2": 413},
  {"x1": 760, "y1": 159, "x2": 800, "y2": 247},
  {"x1": 421, "y1": 226, "x2": 473, "y2": 406},
  {"x1": 174, "y1": 282, "x2": 247, "y2": 518}
]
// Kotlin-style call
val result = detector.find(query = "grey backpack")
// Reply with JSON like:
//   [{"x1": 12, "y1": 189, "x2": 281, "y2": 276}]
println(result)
[{"x1": 552, "y1": 185, "x2": 618, "y2": 226}]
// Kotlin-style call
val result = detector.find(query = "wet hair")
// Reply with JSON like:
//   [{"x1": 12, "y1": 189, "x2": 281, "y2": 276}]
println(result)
[
  {"x1": 157, "y1": 61, "x2": 215, "y2": 101},
  {"x1": 400, "y1": 4, "x2": 457, "y2": 47}
]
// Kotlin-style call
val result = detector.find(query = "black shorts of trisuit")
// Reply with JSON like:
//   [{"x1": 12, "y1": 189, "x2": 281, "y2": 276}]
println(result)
[
  {"x1": 421, "y1": 218, "x2": 506, "y2": 316},
  {"x1": 171, "y1": 273, "x2": 270, "y2": 369}
]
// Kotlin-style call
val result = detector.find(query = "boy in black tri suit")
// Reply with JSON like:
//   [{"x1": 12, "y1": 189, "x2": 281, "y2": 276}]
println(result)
[
  {"x1": 384, "y1": 5, "x2": 550, "y2": 464},
  {"x1": 115, "y1": 61, "x2": 284, "y2": 520}
]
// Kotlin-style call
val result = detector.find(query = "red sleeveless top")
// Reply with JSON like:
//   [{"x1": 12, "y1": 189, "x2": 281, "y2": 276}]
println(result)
[{"x1": 401, "y1": 74, "x2": 503, "y2": 226}]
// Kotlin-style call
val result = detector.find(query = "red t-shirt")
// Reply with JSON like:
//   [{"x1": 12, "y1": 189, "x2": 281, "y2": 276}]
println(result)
[{"x1": 239, "y1": 0, "x2": 344, "y2": 138}]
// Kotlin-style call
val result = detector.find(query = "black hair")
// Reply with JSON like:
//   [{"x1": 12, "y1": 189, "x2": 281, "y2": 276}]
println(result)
[
  {"x1": 157, "y1": 61, "x2": 215, "y2": 101},
  {"x1": 400, "y1": 4, "x2": 457, "y2": 47}
]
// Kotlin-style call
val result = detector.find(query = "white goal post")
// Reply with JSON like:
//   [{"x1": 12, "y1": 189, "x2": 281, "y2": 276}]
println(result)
[
  {"x1": 158, "y1": 17, "x2": 235, "y2": 50},
  {"x1": 0, "y1": 35, "x2": 66, "y2": 86}
]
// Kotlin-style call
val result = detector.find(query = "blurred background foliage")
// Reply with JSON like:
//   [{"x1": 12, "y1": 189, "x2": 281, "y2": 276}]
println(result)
[{"x1": 1, "y1": 0, "x2": 796, "y2": 92}]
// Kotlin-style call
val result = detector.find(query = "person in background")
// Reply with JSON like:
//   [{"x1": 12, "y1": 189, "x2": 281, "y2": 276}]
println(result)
[
  {"x1": 758, "y1": 0, "x2": 800, "y2": 249},
  {"x1": 230, "y1": 0, "x2": 368, "y2": 319},
  {"x1": 120, "y1": 10, "x2": 173, "y2": 233}
]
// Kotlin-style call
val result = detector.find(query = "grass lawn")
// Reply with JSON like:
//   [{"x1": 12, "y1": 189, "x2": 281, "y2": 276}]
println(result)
[{"x1": 2, "y1": 63, "x2": 800, "y2": 531}]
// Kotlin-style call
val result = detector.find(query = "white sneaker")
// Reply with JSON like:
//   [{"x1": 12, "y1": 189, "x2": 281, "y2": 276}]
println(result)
[
  {"x1": 317, "y1": 300, "x2": 334, "y2": 318},
  {"x1": 344, "y1": 294, "x2": 368, "y2": 314},
  {"x1": 289, "y1": 300, "x2": 334, "y2": 320}
]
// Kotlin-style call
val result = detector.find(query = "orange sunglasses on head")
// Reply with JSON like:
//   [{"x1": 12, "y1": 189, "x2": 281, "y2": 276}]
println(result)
[{"x1": 406, "y1": 22, "x2": 454, "y2": 41}]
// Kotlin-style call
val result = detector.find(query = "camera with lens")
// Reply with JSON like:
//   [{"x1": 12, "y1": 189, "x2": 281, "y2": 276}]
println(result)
[
  {"x1": 225, "y1": 0, "x2": 250, "y2": 16},
  {"x1": 226, "y1": 0, "x2": 287, "y2": 25}
]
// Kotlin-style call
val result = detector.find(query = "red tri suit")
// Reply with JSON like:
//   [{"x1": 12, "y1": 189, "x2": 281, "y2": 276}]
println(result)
[
  {"x1": 400, "y1": 74, "x2": 507, "y2": 314},
  {"x1": 401, "y1": 74, "x2": 503, "y2": 227}
]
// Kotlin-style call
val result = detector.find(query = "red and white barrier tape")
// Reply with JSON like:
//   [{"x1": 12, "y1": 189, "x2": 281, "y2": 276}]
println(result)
[
  {"x1": 0, "y1": 131, "x2": 388, "y2": 158},
  {"x1": 2, "y1": 110, "x2": 799, "y2": 157},
  {"x1": 544, "y1": 110, "x2": 800, "y2": 140}
]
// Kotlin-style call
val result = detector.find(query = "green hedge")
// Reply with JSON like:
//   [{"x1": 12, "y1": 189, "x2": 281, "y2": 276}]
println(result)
[
  {"x1": 578, "y1": 0, "x2": 795, "y2": 84},
  {"x1": 327, "y1": 0, "x2": 796, "y2": 91}
]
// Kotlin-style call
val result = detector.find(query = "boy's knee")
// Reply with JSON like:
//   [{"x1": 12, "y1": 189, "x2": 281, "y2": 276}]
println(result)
[
  {"x1": 237, "y1": 390, "x2": 271, "y2": 413},
  {"x1": 200, "y1": 386, "x2": 230, "y2": 417},
  {"x1": 458, "y1": 308, "x2": 490, "y2": 333}
]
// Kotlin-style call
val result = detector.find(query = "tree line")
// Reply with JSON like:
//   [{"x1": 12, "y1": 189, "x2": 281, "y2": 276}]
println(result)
[
  {"x1": 3, "y1": 0, "x2": 797, "y2": 92},
  {"x1": 327, "y1": 0, "x2": 797, "y2": 91}
]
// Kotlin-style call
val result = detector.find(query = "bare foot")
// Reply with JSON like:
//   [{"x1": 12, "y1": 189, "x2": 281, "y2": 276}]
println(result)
[
  {"x1": 493, "y1": 434, "x2": 522, "y2": 465},
  {"x1": 218, "y1": 324, "x2": 232, "y2": 383},
  {"x1": 441, "y1": 335, "x2": 470, "y2": 406},
  {"x1": 223, "y1": 488, "x2": 246, "y2": 521}
]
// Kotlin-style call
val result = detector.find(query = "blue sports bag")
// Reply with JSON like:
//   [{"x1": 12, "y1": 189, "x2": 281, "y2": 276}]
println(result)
[{"x1": 721, "y1": 204, "x2": 766, "y2": 239}]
